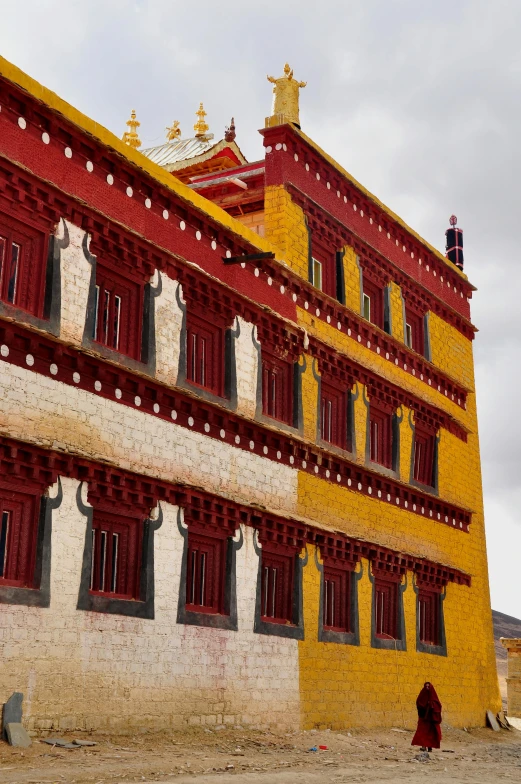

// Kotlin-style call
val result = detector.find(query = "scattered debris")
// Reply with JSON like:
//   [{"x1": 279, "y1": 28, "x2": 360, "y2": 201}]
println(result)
[
  {"x1": 319, "y1": 744, "x2": 328, "y2": 750},
  {"x1": 73, "y1": 739, "x2": 97, "y2": 747},
  {"x1": 2, "y1": 692, "x2": 23, "y2": 740},
  {"x1": 391, "y1": 728, "x2": 407, "y2": 733},
  {"x1": 486, "y1": 710, "x2": 500, "y2": 732},
  {"x1": 40, "y1": 738, "x2": 81, "y2": 749},
  {"x1": 442, "y1": 749, "x2": 455, "y2": 753},
  {"x1": 308, "y1": 746, "x2": 318, "y2": 752},
  {"x1": 414, "y1": 751, "x2": 430, "y2": 762},
  {"x1": 5, "y1": 723, "x2": 31, "y2": 748}
]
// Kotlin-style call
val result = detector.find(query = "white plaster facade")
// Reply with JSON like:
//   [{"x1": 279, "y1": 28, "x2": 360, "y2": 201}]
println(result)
[{"x1": 0, "y1": 479, "x2": 300, "y2": 732}]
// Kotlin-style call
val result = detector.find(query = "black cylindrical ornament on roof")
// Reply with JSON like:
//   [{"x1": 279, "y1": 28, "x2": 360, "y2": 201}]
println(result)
[{"x1": 445, "y1": 216, "x2": 464, "y2": 271}]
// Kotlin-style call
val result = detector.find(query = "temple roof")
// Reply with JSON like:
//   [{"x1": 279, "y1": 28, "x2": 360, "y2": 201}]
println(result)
[{"x1": 140, "y1": 136, "x2": 247, "y2": 180}]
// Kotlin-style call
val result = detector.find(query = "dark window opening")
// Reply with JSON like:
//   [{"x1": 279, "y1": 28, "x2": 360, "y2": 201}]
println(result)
[
  {"x1": 262, "y1": 353, "x2": 293, "y2": 425},
  {"x1": 311, "y1": 242, "x2": 336, "y2": 299},
  {"x1": 374, "y1": 577, "x2": 399, "y2": 640},
  {"x1": 369, "y1": 405, "x2": 393, "y2": 469},
  {"x1": 323, "y1": 566, "x2": 352, "y2": 633},
  {"x1": 89, "y1": 509, "x2": 143, "y2": 600},
  {"x1": 362, "y1": 276, "x2": 384, "y2": 330},
  {"x1": 186, "y1": 531, "x2": 226, "y2": 614},
  {"x1": 0, "y1": 210, "x2": 47, "y2": 317},
  {"x1": 261, "y1": 549, "x2": 294, "y2": 624},
  {"x1": 321, "y1": 382, "x2": 348, "y2": 450},
  {"x1": 404, "y1": 306, "x2": 425, "y2": 356},
  {"x1": 91, "y1": 262, "x2": 143, "y2": 360},
  {"x1": 0, "y1": 484, "x2": 41, "y2": 588},
  {"x1": 418, "y1": 589, "x2": 440, "y2": 646},
  {"x1": 413, "y1": 428, "x2": 435, "y2": 487},
  {"x1": 186, "y1": 312, "x2": 224, "y2": 396}
]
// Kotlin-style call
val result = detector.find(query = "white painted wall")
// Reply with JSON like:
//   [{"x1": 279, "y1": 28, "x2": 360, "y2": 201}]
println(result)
[{"x1": 0, "y1": 479, "x2": 300, "y2": 733}]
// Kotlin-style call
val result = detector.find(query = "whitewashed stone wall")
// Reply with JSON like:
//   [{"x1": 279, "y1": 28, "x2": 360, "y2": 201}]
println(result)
[
  {"x1": 234, "y1": 317, "x2": 259, "y2": 419},
  {"x1": 58, "y1": 220, "x2": 92, "y2": 344},
  {"x1": 0, "y1": 362, "x2": 299, "y2": 516},
  {"x1": 0, "y1": 479, "x2": 300, "y2": 733},
  {"x1": 154, "y1": 273, "x2": 184, "y2": 386}
]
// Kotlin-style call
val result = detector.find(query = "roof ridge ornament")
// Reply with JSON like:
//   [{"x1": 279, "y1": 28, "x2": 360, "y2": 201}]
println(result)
[
  {"x1": 194, "y1": 102, "x2": 210, "y2": 138},
  {"x1": 266, "y1": 62, "x2": 306, "y2": 129},
  {"x1": 122, "y1": 109, "x2": 141, "y2": 149},
  {"x1": 166, "y1": 120, "x2": 181, "y2": 142},
  {"x1": 225, "y1": 117, "x2": 236, "y2": 142}
]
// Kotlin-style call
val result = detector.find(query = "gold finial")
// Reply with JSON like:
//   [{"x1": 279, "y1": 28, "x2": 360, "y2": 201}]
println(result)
[
  {"x1": 122, "y1": 109, "x2": 141, "y2": 149},
  {"x1": 266, "y1": 63, "x2": 306, "y2": 128},
  {"x1": 166, "y1": 120, "x2": 182, "y2": 141},
  {"x1": 194, "y1": 102, "x2": 210, "y2": 138}
]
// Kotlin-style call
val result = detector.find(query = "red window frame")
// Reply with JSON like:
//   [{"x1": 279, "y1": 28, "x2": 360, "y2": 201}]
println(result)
[
  {"x1": 185, "y1": 529, "x2": 227, "y2": 615},
  {"x1": 311, "y1": 241, "x2": 336, "y2": 299},
  {"x1": 186, "y1": 311, "x2": 224, "y2": 396},
  {"x1": 413, "y1": 427, "x2": 436, "y2": 486},
  {"x1": 0, "y1": 209, "x2": 48, "y2": 317},
  {"x1": 0, "y1": 480, "x2": 42, "y2": 588},
  {"x1": 374, "y1": 576, "x2": 399, "y2": 640},
  {"x1": 260, "y1": 547, "x2": 295, "y2": 625},
  {"x1": 323, "y1": 565, "x2": 352, "y2": 633},
  {"x1": 262, "y1": 351, "x2": 293, "y2": 425},
  {"x1": 89, "y1": 507, "x2": 143, "y2": 600},
  {"x1": 404, "y1": 306, "x2": 425, "y2": 356},
  {"x1": 362, "y1": 275, "x2": 384, "y2": 330},
  {"x1": 92, "y1": 261, "x2": 143, "y2": 360},
  {"x1": 418, "y1": 588, "x2": 440, "y2": 646},
  {"x1": 321, "y1": 381, "x2": 347, "y2": 449},
  {"x1": 369, "y1": 403, "x2": 393, "y2": 469}
]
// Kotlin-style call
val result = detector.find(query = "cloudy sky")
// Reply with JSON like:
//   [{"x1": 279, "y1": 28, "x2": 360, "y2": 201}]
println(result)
[{"x1": 1, "y1": 0, "x2": 519, "y2": 616}]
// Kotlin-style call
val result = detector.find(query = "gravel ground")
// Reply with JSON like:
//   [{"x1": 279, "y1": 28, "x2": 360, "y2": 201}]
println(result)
[{"x1": 0, "y1": 724, "x2": 519, "y2": 784}]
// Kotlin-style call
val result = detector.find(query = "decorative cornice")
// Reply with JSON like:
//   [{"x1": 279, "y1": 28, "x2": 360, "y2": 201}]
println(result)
[
  {"x1": 0, "y1": 317, "x2": 472, "y2": 531},
  {"x1": 0, "y1": 434, "x2": 471, "y2": 588}
]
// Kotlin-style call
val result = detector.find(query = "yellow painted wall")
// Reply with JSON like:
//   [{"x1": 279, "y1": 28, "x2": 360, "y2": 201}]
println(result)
[{"x1": 261, "y1": 158, "x2": 497, "y2": 731}]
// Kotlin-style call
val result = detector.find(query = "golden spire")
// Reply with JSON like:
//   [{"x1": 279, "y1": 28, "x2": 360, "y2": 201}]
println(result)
[
  {"x1": 193, "y1": 102, "x2": 210, "y2": 138},
  {"x1": 266, "y1": 63, "x2": 306, "y2": 129},
  {"x1": 122, "y1": 109, "x2": 141, "y2": 149},
  {"x1": 166, "y1": 120, "x2": 182, "y2": 141}
]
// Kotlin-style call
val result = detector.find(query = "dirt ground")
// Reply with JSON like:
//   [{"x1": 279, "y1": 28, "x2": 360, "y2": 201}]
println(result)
[{"x1": 0, "y1": 724, "x2": 520, "y2": 784}]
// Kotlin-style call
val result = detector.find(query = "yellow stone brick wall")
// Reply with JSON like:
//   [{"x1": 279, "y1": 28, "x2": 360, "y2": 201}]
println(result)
[
  {"x1": 342, "y1": 246, "x2": 361, "y2": 313},
  {"x1": 263, "y1": 177, "x2": 496, "y2": 730},
  {"x1": 264, "y1": 185, "x2": 309, "y2": 279},
  {"x1": 389, "y1": 282, "x2": 405, "y2": 342}
]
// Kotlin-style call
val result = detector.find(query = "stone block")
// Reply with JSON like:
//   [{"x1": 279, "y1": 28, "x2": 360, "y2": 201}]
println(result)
[
  {"x1": 5, "y1": 723, "x2": 31, "y2": 748},
  {"x1": 2, "y1": 692, "x2": 23, "y2": 739}
]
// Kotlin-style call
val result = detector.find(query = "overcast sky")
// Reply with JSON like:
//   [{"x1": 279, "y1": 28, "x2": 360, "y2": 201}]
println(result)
[{"x1": 1, "y1": 0, "x2": 519, "y2": 617}]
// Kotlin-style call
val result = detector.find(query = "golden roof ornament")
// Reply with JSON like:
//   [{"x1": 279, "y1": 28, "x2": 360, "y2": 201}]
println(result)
[
  {"x1": 193, "y1": 102, "x2": 210, "y2": 138},
  {"x1": 266, "y1": 63, "x2": 306, "y2": 129},
  {"x1": 122, "y1": 109, "x2": 141, "y2": 149},
  {"x1": 166, "y1": 120, "x2": 181, "y2": 142}
]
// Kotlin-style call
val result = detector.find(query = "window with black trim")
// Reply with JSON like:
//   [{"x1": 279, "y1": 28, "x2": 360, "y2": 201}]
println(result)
[
  {"x1": 0, "y1": 481, "x2": 41, "y2": 588},
  {"x1": 311, "y1": 242, "x2": 336, "y2": 298},
  {"x1": 186, "y1": 530, "x2": 226, "y2": 615},
  {"x1": 374, "y1": 576, "x2": 398, "y2": 640},
  {"x1": 404, "y1": 306, "x2": 425, "y2": 356},
  {"x1": 418, "y1": 588, "x2": 440, "y2": 646},
  {"x1": 186, "y1": 311, "x2": 224, "y2": 397},
  {"x1": 369, "y1": 404, "x2": 393, "y2": 469},
  {"x1": 413, "y1": 427, "x2": 436, "y2": 487},
  {"x1": 362, "y1": 276, "x2": 384, "y2": 330},
  {"x1": 261, "y1": 548, "x2": 294, "y2": 624},
  {"x1": 0, "y1": 210, "x2": 47, "y2": 317},
  {"x1": 321, "y1": 382, "x2": 348, "y2": 450},
  {"x1": 262, "y1": 352, "x2": 293, "y2": 425},
  {"x1": 89, "y1": 508, "x2": 143, "y2": 600},
  {"x1": 91, "y1": 261, "x2": 143, "y2": 359},
  {"x1": 323, "y1": 565, "x2": 352, "y2": 633}
]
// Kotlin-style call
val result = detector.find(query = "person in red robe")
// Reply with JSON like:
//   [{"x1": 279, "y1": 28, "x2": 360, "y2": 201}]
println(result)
[{"x1": 411, "y1": 682, "x2": 442, "y2": 751}]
